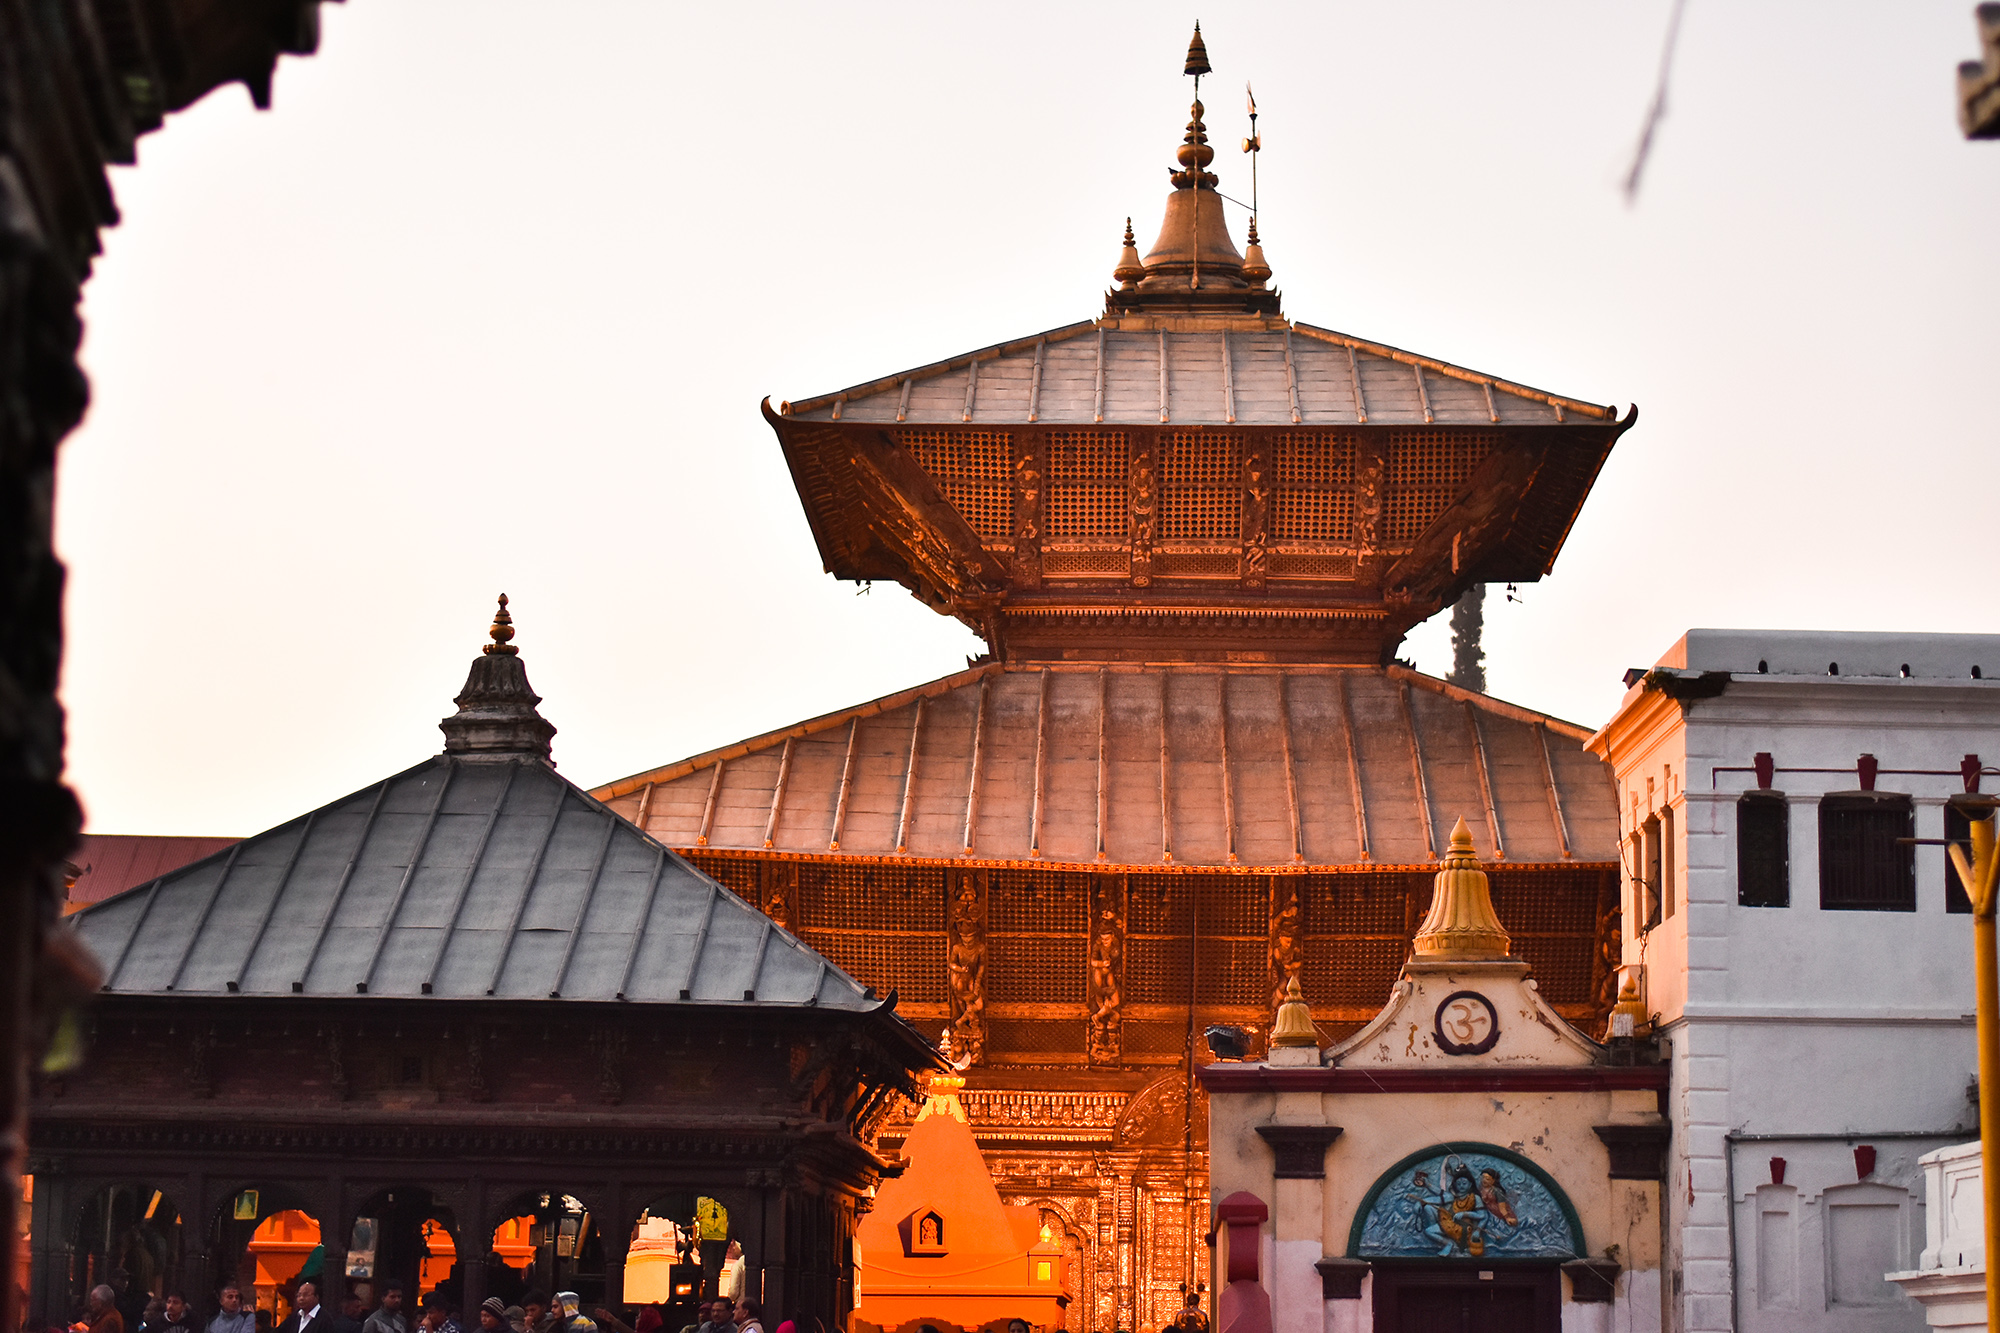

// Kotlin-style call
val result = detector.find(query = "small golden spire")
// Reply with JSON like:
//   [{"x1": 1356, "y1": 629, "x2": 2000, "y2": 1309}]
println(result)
[
  {"x1": 1114, "y1": 217, "x2": 1146, "y2": 289},
  {"x1": 1269, "y1": 973, "x2": 1319, "y2": 1048},
  {"x1": 916, "y1": 1030, "x2": 969, "y2": 1121},
  {"x1": 1184, "y1": 23, "x2": 1212, "y2": 78},
  {"x1": 1241, "y1": 216, "x2": 1271, "y2": 288},
  {"x1": 1411, "y1": 818, "x2": 1512, "y2": 960},
  {"x1": 1605, "y1": 969, "x2": 1651, "y2": 1040},
  {"x1": 483, "y1": 594, "x2": 519, "y2": 656}
]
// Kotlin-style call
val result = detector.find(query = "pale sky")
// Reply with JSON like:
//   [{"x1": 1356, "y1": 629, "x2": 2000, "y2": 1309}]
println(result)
[{"x1": 57, "y1": 2, "x2": 2000, "y2": 836}]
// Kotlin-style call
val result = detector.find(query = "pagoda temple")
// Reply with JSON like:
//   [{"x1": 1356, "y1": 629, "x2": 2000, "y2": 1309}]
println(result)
[{"x1": 592, "y1": 31, "x2": 1632, "y2": 1333}]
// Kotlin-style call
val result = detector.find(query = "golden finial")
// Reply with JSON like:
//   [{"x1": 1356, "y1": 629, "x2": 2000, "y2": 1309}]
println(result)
[
  {"x1": 1269, "y1": 973, "x2": 1319, "y2": 1048},
  {"x1": 1605, "y1": 969, "x2": 1651, "y2": 1040},
  {"x1": 484, "y1": 594, "x2": 518, "y2": 656},
  {"x1": 1411, "y1": 818, "x2": 1512, "y2": 960},
  {"x1": 1114, "y1": 217, "x2": 1146, "y2": 289},
  {"x1": 1241, "y1": 216, "x2": 1271, "y2": 288},
  {"x1": 917, "y1": 1029, "x2": 969, "y2": 1121},
  {"x1": 1184, "y1": 23, "x2": 1212, "y2": 78}
]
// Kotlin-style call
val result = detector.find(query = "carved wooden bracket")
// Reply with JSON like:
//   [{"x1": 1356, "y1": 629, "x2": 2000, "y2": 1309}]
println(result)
[
  {"x1": 1253, "y1": 1124, "x2": 1344, "y2": 1179},
  {"x1": 1215, "y1": 1191, "x2": 1268, "y2": 1284},
  {"x1": 1593, "y1": 1124, "x2": 1670, "y2": 1180},
  {"x1": 1313, "y1": 1257, "x2": 1369, "y2": 1301},
  {"x1": 1561, "y1": 1257, "x2": 1622, "y2": 1303}
]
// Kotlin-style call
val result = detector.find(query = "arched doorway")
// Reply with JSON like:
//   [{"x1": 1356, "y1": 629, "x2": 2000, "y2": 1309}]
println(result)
[
  {"x1": 1349, "y1": 1144, "x2": 1581, "y2": 1333},
  {"x1": 71, "y1": 1185, "x2": 184, "y2": 1329},
  {"x1": 623, "y1": 1194, "x2": 730, "y2": 1329},
  {"x1": 347, "y1": 1190, "x2": 461, "y2": 1315},
  {"x1": 483, "y1": 1191, "x2": 605, "y2": 1309},
  {"x1": 211, "y1": 1186, "x2": 327, "y2": 1323}
]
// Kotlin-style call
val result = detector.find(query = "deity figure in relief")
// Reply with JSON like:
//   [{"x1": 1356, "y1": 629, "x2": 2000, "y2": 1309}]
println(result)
[
  {"x1": 1267, "y1": 877, "x2": 1302, "y2": 1018},
  {"x1": 946, "y1": 872, "x2": 988, "y2": 1062},
  {"x1": 1129, "y1": 449, "x2": 1157, "y2": 587},
  {"x1": 1240, "y1": 448, "x2": 1269, "y2": 588},
  {"x1": 1087, "y1": 878, "x2": 1125, "y2": 1063}
]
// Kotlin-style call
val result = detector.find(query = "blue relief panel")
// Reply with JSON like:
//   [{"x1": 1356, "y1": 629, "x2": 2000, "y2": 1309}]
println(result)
[{"x1": 1356, "y1": 1148, "x2": 1578, "y2": 1260}]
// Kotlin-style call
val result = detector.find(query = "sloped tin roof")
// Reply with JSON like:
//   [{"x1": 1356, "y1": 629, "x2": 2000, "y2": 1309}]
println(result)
[
  {"x1": 72, "y1": 753, "x2": 883, "y2": 1008},
  {"x1": 594, "y1": 663, "x2": 1618, "y2": 868},
  {"x1": 783, "y1": 321, "x2": 1616, "y2": 429}
]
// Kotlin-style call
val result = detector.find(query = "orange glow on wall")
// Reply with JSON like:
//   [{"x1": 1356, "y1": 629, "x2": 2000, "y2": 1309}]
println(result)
[
  {"x1": 419, "y1": 1220, "x2": 457, "y2": 1298},
  {"x1": 492, "y1": 1217, "x2": 537, "y2": 1271}
]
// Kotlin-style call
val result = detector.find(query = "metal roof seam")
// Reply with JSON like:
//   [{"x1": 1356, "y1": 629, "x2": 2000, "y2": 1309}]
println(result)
[
  {"x1": 162, "y1": 841, "x2": 244, "y2": 991},
  {"x1": 231, "y1": 811, "x2": 317, "y2": 990},
  {"x1": 359, "y1": 761, "x2": 468, "y2": 993},
  {"x1": 613, "y1": 845, "x2": 670, "y2": 1000},
  {"x1": 548, "y1": 810, "x2": 621, "y2": 998},
  {"x1": 293, "y1": 776, "x2": 398, "y2": 992},
  {"x1": 482, "y1": 779, "x2": 571, "y2": 995}
]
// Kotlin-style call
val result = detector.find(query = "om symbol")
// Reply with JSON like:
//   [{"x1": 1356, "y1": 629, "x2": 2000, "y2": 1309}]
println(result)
[{"x1": 1432, "y1": 991, "x2": 1501, "y2": 1056}]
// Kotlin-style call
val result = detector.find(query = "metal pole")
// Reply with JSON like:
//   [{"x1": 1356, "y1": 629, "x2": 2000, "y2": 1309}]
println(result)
[{"x1": 1946, "y1": 808, "x2": 2000, "y2": 1329}]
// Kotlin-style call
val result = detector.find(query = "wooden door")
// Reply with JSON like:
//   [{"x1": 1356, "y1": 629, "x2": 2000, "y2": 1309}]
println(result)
[{"x1": 1369, "y1": 1264, "x2": 1560, "y2": 1333}]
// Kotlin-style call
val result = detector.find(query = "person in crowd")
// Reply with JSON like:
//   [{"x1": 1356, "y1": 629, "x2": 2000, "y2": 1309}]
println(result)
[
  {"x1": 549, "y1": 1297, "x2": 591, "y2": 1333},
  {"x1": 108, "y1": 1272, "x2": 145, "y2": 1333},
  {"x1": 768, "y1": 1317, "x2": 794, "y2": 1333},
  {"x1": 336, "y1": 1295, "x2": 367, "y2": 1333},
  {"x1": 252, "y1": 1315, "x2": 271, "y2": 1333},
  {"x1": 87, "y1": 1280, "x2": 127, "y2": 1333},
  {"x1": 727, "y1": 1303, "x2": 759, "y2": 1333},
  {"x1": 514, "y1": 1295, "x2": 549, "y2": 1333},
  {"x1": 417, "y1": 1295, "x2": 458, "y2": 1333},
  {"x1": 136, "y1": 1299, "x2": 165, "y2": 1333},
  {"x1": 1005, "y1": 1321, "x2": 1028, "y2": 1333},
  {"x1": 208, "y1": 1286, "x2": 254, "y2": 1333},
  {"x1": 149, "y1": 1296, "x2": 196, "y2": 1333},
  {"x1": 715, "y1": 1247, "x2": 745, "y2": 1306},
  {"x1": 276, "y1": 1283, "x2": 325, "y2": 1333},
  {"x1": 360, "y1": 1284, "x2": 405, "y2": 1333},
  {"x1": 474, "y1": 1302, "x2": 506, "y2": 1333}
]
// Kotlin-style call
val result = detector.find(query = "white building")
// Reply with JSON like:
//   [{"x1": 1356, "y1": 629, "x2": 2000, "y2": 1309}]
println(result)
[{"x1": 1587, "y1": 629, "x2": 2000, "y2": 1333}]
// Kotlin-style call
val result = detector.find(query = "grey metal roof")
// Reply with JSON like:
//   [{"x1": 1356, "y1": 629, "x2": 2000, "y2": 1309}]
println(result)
[
  {"x1": 71, "y1": 754, "x2": 883, "y2": 1008},
  {"x1": 594, "y1": 663, "x2": 1619, "y2": 867},
  {"x1": 782, "y1": 321, "x2": 1616, "y2": 429}
]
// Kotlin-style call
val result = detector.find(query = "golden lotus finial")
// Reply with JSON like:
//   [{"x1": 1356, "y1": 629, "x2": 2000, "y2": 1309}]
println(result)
[
  {"x1": 1269, "y1": 973, "x2": 1319, "y2": 1048},
  {"x1": 1411, "y1": 817, "x2": 1511, "y2": 960},
  {"x1": 483, "y1": 594, "x2": 518, "y2": 656}
]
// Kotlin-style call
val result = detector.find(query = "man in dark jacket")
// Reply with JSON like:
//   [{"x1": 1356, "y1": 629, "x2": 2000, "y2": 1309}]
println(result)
[
  {"x1": 360, "y1": 1284, "x2": 406, "y2": 1333},
  {"x1": 275, "y1": 1283, "x2": 326, "y2": 1333}
]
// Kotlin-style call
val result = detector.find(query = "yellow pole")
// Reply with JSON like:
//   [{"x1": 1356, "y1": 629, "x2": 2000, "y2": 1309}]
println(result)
[{"x1": 1946, "y1": 811, "x2": 2000, "y2": 1328}]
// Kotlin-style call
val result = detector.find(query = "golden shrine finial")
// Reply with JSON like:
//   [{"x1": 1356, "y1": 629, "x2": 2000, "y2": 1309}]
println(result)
[
  {"x1": 1114, "y1": 218, "x2": 1146, "y2": 289},
  {"x1": 1605, "y1": 969, "x2": 1652, "y2": 1040},
  {"x1": 1411, "y1": 818, "x2": 1512, "y2": 960},
  {"x1": 483, "y1": 594, "x2": 518, "y2": 656},
  {"x1": 1269, "y1": 972, "x2": 1319, "y2": 1048},
  {"x1": 1242, "y1": 216, "x2": 1270, "y2": 288}
]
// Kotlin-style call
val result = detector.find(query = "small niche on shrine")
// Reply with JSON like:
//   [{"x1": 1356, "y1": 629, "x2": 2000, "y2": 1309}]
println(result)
[{"x1": 900, "y1": 1208, "x2": 948, "y2": 1257}]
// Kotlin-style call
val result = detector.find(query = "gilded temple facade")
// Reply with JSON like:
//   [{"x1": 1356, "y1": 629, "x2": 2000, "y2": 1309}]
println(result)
[{"x1": 594, "y1": 33, "x2": 1635, "y2": 1333}]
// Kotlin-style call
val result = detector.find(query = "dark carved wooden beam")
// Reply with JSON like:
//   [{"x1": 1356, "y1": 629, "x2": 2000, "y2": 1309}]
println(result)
[
  {"x1": 1253, "y1": 1123, "x2": 1344, "y2": 1178},
  {"x1": 1593, "y1": 1123, "x2": 1670, "y2": 1180}
]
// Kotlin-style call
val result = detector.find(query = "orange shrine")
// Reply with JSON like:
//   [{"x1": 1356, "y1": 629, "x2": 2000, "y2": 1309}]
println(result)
[{"x1": 852, "y1": 1044, "x2": 1066, "y2": 1333}]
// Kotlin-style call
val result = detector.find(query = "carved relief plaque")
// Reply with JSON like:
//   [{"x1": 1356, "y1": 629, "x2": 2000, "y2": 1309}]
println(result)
[
  {"x1": 1086, "y1": 874, "x2": 1126, "y2": 1064},
  {"x1": 946, "y1": 869, "x2": 989, "y2": 1063}
]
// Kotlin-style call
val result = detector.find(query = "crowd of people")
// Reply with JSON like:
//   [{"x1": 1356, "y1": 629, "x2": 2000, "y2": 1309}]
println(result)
[{"x1": 34, "y1": 1282, "x2": 790, "y2": 1333}]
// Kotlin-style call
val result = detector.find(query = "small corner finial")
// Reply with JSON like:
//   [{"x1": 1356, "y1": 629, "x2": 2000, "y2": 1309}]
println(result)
[
  {"x1": 1184, "y1": 23, "x2": 1212, "y2": 78},
  {"x1": 1114, "y1": 216, "x2": 1147, "y2": 290},
  {"x1": 1448, "y1": 815, "x2": 1475, "y2": 858},
  {"x1": 484, "y1": 594, "x2": 519, "y2": 656},
  {"x1": 1270, "y1": 971, "x2": 1318, "y2": 1048}
]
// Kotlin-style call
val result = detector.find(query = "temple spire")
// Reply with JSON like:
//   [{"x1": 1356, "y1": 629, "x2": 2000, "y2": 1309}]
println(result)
[
  {"x1": 1411, "y1": 819, "x2": 1512, "y2": 960},
  {"x1": 440, "y1": 595, "x2": 558, "y2": 763}
]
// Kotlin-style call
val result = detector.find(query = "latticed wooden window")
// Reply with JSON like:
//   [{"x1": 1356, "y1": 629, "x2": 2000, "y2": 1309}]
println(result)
[
  {"x1": 1381, "y1": 431, "x2": 1495, "y2": 543},
  {"x1": 1818, "y1": 793, "x2": 1915, "y2": 911},
  {"x1": 1046, "y1": 430, "x2": 1129, "y2": 541},
  {"x1": 792, "y1": 863, "x2": 945, "y2": 1001},
  {"x1": 1272, "y1": 433, "x2": 1354, "y2": 543},
  {"x1": 900, "y1": 429, "x2": 1014, "y2": 542},
  {"x1": 1737, "y1": 792, "x2": 1790, "y2": 908},
  {"x1": 1161, "y1": 432, "x2": 1241, "y2": 541}
]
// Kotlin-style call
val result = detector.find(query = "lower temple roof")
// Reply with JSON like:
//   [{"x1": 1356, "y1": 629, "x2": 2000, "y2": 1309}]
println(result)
[{"x1": 593, "y1": 663, "x2": 1618, "y2": 868}]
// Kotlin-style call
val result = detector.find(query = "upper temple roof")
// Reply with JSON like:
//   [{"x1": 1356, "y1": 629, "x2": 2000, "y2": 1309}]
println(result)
[{"x1": 763, "y1": 34, "x2": 1632, "y2": 667}]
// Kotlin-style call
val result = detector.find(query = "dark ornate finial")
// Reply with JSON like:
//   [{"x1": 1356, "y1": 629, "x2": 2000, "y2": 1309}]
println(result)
[
  {"x1": 442, "y1": 596, "x2": 556, "y2": 763},
  {"x1": 485, "y1": 593, "x2": 518, "y2": 656},
  {"x1": 1184, "y1": 23, "x2": 1211, "y2": 78}
]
